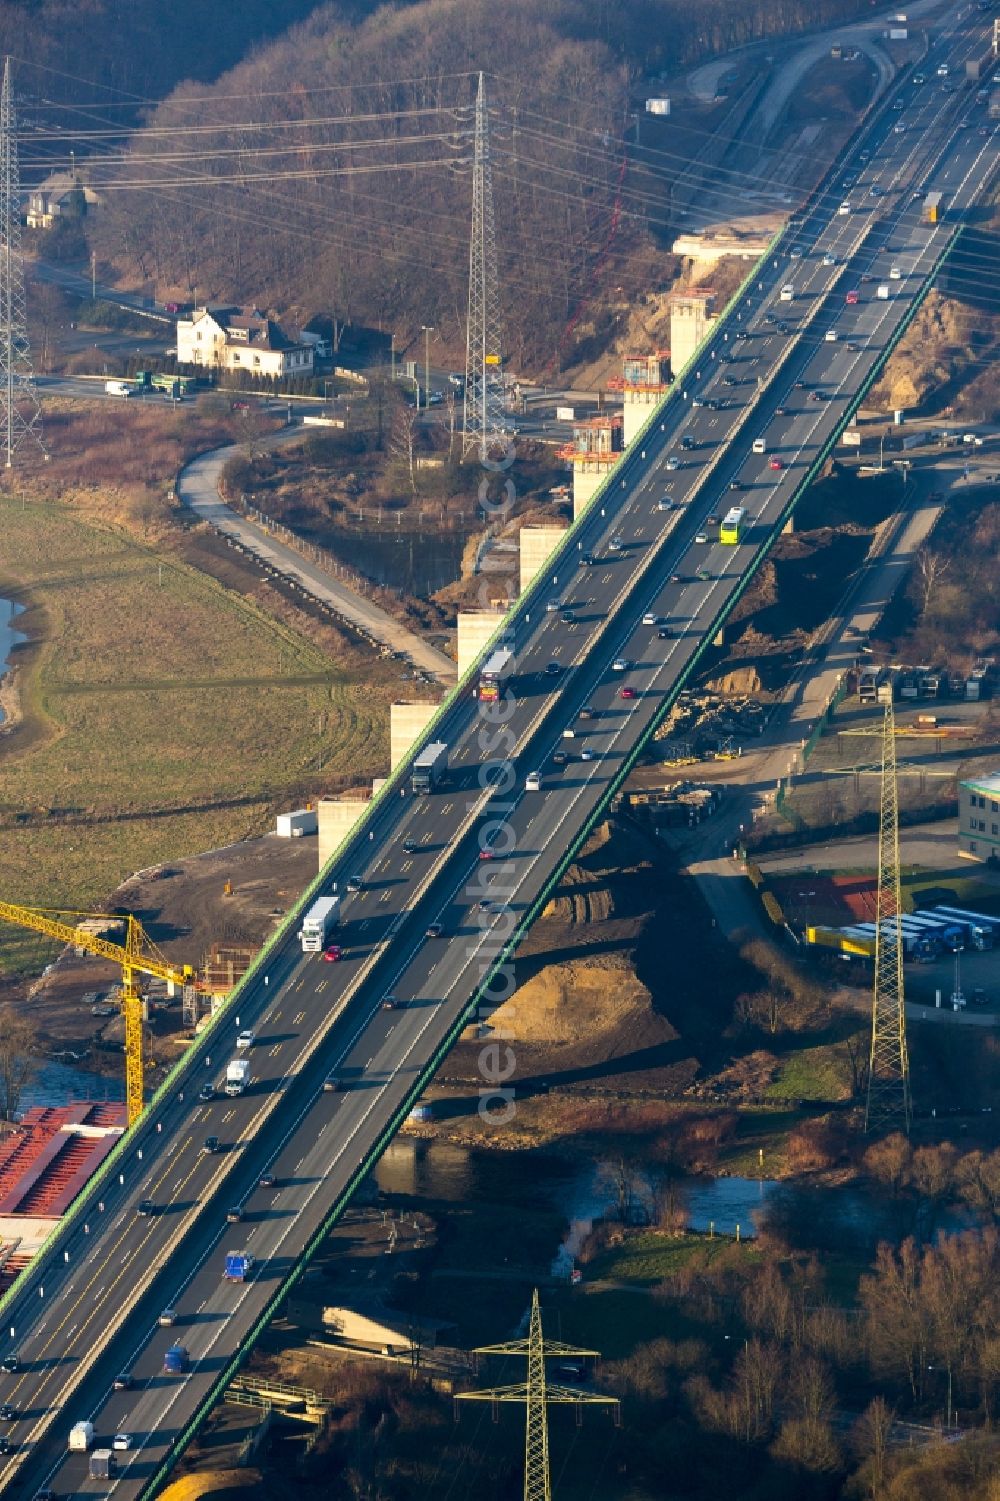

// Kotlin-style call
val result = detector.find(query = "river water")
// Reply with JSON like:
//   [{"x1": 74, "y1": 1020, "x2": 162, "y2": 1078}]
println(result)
[
  {"x1": 19, "y1": 1060, "x2": 125, "y2": 1112},
  {"x1": 0, "y1": 596, "x2": 22, "y2": 725},
  {"x1": 374, "y1": 1137, "x2": 781, "y2": 1275}
]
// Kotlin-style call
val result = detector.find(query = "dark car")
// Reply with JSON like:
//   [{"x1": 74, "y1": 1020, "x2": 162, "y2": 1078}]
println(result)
[
  {"x1": 346, "y1": 876, "x2": 362, "y2": 893},
  {"x1": 226, "y1": 1206, "x2": 245, "y2": 1224},
  {"x1": 0, "y1": 1435, "x2": 10, "y2": 1454},
  {"x1": 113, "y1": 1373, "x2": 133, "y2": 1391},
  {"x1": 0, "y1": 1404, "x2": 16, "y2": 1421},
  {"x1": 657, "y1": 627, "x2": 671, "y2": 639},
  {"x1": 381, "y1": 995, "x2": 401, "y2": 1010},
  {"x1": 203, "y1": 1136, "x2": 220, "y2": 1154},
  {"x1": 581, "y1": 553, "x2": 597, "y2": 566},
  {"x1": 323, "y1": 1076, "x2": 341, "y2": 1093},
  {"x1": 259, "y1": 1172, "x2": 276, "y2": 1189},
  {"x1": 729, "y1": 480, "x2": 743, "y2": 490},
  {"x1": 0, "y1": 1356, "x2": 18, "y2": 1375},
  {"x1": 552, "y1": 751, "x2": 569, "y2": 766},
  {"x1": 402, "y1": 837, "x2": 417, "y2": 854},
  {"x1": 426, "y1": 922, "x2": 444, "y2": 938},
  {"x1": 545, "y1": 662, "x2": 561, "y2": 676},
  {"x1": 137, "y1": 1199, "x2": 156, "y2": 1217},
  {"x1": 560, "y1": 610, "x2": 575, "y2": 624},
  {"x1": 198, "y1": 1084, "x2": 215, "y2": 1103}
]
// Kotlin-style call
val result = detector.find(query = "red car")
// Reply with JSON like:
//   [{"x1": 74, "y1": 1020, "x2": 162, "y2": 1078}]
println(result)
[
  {"x1": 768, "y1": 458, "x2": 783, "y2": 471},
  {"x1": 619, "y1": 686, "x2": 637, "y2": 701},
  {"x1": 845, "y1": 289, "x2": 860, "y2": 305},
  {"x1": 479, "y1": 846, "x2": 496, "y2": 861},
  {"x1": 322, "y1": 944, "x2": 343, "y2": 963}
]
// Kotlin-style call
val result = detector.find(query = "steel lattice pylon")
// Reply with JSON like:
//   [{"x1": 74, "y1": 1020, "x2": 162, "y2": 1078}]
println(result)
[
  {"x1": 462, "y1": 71, "x2": 507, "y2": 463},
  {"x1": 456, "y1": 1289, "x2": 618, "y2": 1501},
  {"x1": 0, "y1": 57, "x2": 46, "y2": 470},
  {"x1": 865, "y1": 695, "x2": 912, "y2": 1133}
]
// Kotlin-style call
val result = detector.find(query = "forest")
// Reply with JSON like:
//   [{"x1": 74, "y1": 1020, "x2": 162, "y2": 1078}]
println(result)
[{"x1": 57, "y1": 0, "x2": 882, "y2": 370}]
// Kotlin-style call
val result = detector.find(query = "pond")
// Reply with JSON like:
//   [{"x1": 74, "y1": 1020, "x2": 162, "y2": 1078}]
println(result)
[
  {"x1": 20, "y1": 1059, "x2": 125, "y2": 1112},
  {"x1": 0, "y1": 596, "x2": 23, "y2": 725}
]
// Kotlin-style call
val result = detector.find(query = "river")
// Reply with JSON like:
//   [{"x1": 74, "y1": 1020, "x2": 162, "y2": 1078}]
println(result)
[
  {"x1": 374, "y1": 1137, "x2": 781, "y2": 1275},
  {"x1": 0, "y1": 596, "x2": 22, "y2": 725}
]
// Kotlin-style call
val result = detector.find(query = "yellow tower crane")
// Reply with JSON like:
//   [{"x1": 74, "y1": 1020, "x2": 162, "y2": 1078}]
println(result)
[{"x1": 0, "y1": 903, "x2": 205, "y2": 1127}]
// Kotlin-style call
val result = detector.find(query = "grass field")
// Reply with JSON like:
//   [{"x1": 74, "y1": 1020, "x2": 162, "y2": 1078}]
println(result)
[
  {"x1": 0, "y1": 491, "x2": 394, "y2": 976},
  {"x1": 586, "y1": 1230, "x2": 758, "y2": 1288}
]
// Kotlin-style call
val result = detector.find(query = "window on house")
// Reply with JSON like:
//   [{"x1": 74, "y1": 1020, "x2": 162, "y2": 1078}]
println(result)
[
  {"x1": 254, "y1": 356, "x2": 260, "y2": 366},
  {"x1": 196, "y1": 331, "x2": 202, "y2": 341},
  {"x1": 992, "y1": 801, "x2": 998, "y2": 813},
  {"x1": 979, "y1": 821, "x2": 987, "y2": 832},
  {"x1": 992, "y1": 824, "x2": 998, "y2": 836},
  {"x1": 970, "y1": 841, "x2": 978, "y2": 853}
]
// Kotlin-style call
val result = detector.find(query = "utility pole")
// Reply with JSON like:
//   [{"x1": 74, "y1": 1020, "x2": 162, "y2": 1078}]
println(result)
[
  {"x1": 422, "y1": 323, "x2": 434, "y2": 412},
  {"x1": 456, "y1": 1289, "x2": 619, "y2": 1501},
  {"x1": 462, "y1": 72, "x2": 507, "y2": 462},
  {"x1": 865, "y1": 694, "x2": 912, "y2": 1133},
  {"x1": 0, "y1": 57, "x2": 46, "y2": 469}
]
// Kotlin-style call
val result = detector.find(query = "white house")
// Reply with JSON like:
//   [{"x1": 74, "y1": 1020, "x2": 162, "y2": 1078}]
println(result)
[
  {"x1": 26, "y1": 172, "x2": 100, "y2": 230},
  {"x1": 176, "y1": 305, "x2": 314, "y2": 378}
]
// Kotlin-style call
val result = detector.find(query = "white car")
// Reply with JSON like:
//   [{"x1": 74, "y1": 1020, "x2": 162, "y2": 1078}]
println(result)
[
  {"x1": 694, "y1": 532, "x2": 709, "y2": 543},
  {"x1": 822, "y1": 253, "x2": 836, "y2": 266},
  {"x1": 665, "y1": 456, "x2": 680, "y2": 471},
  {"x1": 893, "y1": 122, "x2": 906, "y2": 134},
  {"x1": 113, "y1": 1434, "x2": 132, "y2": 1452},
  {"x1": 525, "y1": 771, "x2": 541, "y2": 792},
  {"x1": 889, "y1": 266, "x2": 902, "y2": 280},
  {"x1": 642, "y1": 612, "x2": 658, "y2": 626},
  {"x1": 838, "y1": 202, "x2": 851, "y2": 215},
  {"x1": 611, "y1": 658, "x2": 629, "y2": 672},
  {"x1": 825, "y1": 330, "x2": 838, "y2": 342},
  {"x1": 236, "y1": 1030, "x2": 255, "y2": 1051}
]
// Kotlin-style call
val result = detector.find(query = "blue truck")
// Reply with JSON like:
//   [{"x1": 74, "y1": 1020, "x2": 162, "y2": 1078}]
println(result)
[
  {"x1": 163, "y1": 1343, "x2": 189, "y2": 1375},
  {"x1": 224, "y1": 1250, "x2": 256, "y2": 1281}
]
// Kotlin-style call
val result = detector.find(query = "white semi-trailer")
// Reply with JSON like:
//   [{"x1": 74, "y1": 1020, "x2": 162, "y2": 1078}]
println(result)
[{"x1": 299, "y1": 895, "x2": 341, "y2": 952}]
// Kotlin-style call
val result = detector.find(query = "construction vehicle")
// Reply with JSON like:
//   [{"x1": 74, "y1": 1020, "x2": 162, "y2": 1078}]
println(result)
[{"x1": 0, "y1": 905, "x2": 211, "y2": 1126}]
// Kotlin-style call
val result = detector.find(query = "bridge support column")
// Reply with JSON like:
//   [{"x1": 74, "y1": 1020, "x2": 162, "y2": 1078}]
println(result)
[
  {"x1": 782, "y1": 513, "x2": 794, "y2": 535},
  {"x1": 318, "y1": 797, "x2": 370, "y2": 871}
]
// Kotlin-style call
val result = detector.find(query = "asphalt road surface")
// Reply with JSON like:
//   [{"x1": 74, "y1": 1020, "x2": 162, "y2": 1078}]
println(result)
[{"x1": 2, "y1": 8, "x2": 997, "y2": 1497}]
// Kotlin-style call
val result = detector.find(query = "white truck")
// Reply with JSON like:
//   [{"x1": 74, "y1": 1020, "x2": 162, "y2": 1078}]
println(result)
[
  {"x1": 299, "y1": 895, "x2": 341, "y2": 953},
  {"x1": 69, "y1": 1420, "x2": 95, "y2": 1452},
  {"x1": 104, "y1": 379, "x2": 132, "y2": 397},
  {"x1": 225, "y1": 1057, "x2": 250, "y2": 1097}
]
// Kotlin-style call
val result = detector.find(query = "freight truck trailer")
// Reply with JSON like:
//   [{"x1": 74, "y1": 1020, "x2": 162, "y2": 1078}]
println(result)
[
  {"x1": 411, "y1": 741, "x2": 449, "y2": 794},
  {"x1": 299, "y1": 895, "x2": 341, "y2": 952}
]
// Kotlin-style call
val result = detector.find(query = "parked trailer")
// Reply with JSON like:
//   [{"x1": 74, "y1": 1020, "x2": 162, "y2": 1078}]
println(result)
[
  {"x1": 411, "y1": 740, "x2": 449, "y2": 794},
  {"x1": 299, "y1": 894, "x2": 340, "y2": 953},
  {"x1": 929, "y1": 905, "x2": 997, "y2": 950},
  {"x1": 806, "y1": 925, "x2": 876, "y2": 958},
  {"x1": 901, "y1": 914, "x2": 964, "y2": 950}
]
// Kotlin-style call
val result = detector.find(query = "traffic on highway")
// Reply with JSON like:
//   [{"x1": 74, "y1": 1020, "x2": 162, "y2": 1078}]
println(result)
[{"x1": 2, "y1": 7, "x2": 997, "y2": 1496}]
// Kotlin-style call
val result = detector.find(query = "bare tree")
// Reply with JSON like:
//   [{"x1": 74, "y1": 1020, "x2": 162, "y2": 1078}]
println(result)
[
  {"x1": 851, "y1": 1395, "x2": 895, "y2": 1498},
  {"x1": 915, "y1": 546, "x2": 951, "y2": 614},
  {"x1": 391, "y1": 403, "x2": 419, "y2": 496},
  {"x1": 0, "y1": 1008, "x2": 38, "y2": 1120}
]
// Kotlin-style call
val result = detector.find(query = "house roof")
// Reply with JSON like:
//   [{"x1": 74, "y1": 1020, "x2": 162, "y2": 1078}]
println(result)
[
  {"x1": 963, "y1": 770, "x2": 1000, "y2": 797},
  {"x1": 191, "y1": 305, "x2": 302, "y2": 352}
]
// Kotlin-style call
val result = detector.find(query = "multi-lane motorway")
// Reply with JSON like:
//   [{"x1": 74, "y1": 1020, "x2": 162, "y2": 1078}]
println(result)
[{"x1": 3, "y1": 9, "x2": 998, "y2": 1497}]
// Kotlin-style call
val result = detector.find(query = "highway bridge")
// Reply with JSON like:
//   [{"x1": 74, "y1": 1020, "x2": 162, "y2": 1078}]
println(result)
[{"x1": 2, "y1": 9, "x2": 997, "y2": 1495}]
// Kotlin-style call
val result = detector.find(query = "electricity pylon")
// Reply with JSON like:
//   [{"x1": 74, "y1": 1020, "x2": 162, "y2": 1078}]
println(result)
[
  {"x1": 0, "y1": 57, "x2": 46, "y2": 469},
  {"x1": 456, "y1": 1288, "x2": 619, "y2": 1501},
  {"x1": 462, "y1": 71, "x2": 506, "y2": 463},
  {"x1": 865, "y1": 694, "x2": 912, "y2": 1133}
]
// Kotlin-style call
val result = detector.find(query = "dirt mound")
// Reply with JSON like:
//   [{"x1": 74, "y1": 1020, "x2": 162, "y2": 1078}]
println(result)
[
  {"x1": 160, "y1": 1471, "x2": 260, "y2": 1501},
  {"x1": 704, "y1": 665, "x2": 762, "y2": 697},
  {"x1": 489, "y1": 956, "x2": 653, "y2": 1045},
  {"x1": 870, "y1": 289, "x2": 964, "y2": 411}
]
